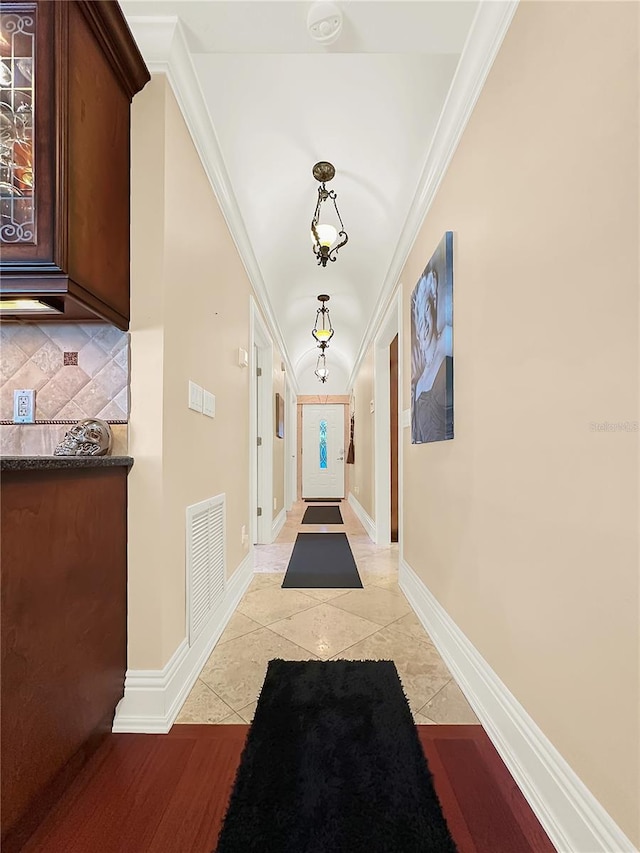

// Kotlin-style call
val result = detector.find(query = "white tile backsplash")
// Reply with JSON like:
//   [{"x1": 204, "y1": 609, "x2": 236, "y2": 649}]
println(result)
[{"x1": 0, "y1": 323, "x2": 130, "y2": 422}]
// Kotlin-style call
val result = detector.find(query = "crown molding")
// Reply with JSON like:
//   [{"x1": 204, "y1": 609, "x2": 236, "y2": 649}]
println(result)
[
  {"x1": 346, "y1": 0, "x2": 519, "y2": 391},
  {"x1": 126, "y1": 16, "x2": 300, "y2": 395}
]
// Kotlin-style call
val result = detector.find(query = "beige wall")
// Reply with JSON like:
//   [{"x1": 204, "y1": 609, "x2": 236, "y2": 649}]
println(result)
[
  {"x1": 128, "y1": 77, "x2": 253, "y2": 669},
  {"x1": 402, "y1": 2, "x2": 638, "y2": 841},
  {"x1": 350, "y1": 346, "x2": 375, "y2": 518},
  {"x1": 272, "y1": 348, "x2": 285, "y2": 516}
]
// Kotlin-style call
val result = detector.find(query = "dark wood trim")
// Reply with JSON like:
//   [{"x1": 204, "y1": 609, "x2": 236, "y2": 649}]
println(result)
[
  {"x1": 54, "y1": 0, "x2": 69, "y2": 270},
  {"x1": 76, "y1": 1, "x2": 151, "y2": 100},
  {"x1": 1, "y1": 275, "x2": 130, "y2": 328}
]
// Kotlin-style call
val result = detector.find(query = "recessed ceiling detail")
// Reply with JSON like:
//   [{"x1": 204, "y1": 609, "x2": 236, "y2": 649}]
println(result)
[{"x1": 122, "y1": 1, "x2": 515, "y2": 393}]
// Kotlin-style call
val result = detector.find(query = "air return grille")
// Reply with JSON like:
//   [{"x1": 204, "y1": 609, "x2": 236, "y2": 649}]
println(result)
[{"x1": 186, "y1": 494, "x2": 226, "y2": 646}]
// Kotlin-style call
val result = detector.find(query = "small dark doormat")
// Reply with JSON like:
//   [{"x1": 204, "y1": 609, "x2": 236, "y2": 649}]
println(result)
[
  {"x1": 281, "y1": 532, "x2": 362, "y2": 588},
  {"x1": 301, "y1": 504, "x2": 343, "y2": 524},
  {"x1": 214, "y1": 660, "x2": 457, "y2": 853}
]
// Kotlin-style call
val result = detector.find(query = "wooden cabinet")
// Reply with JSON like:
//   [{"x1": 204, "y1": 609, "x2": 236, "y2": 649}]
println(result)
[
  {"x1": 0, "y1": 459, "x2": 132, "y2": 851},
  {"x1": 0, "y1": 1, "x2": 149, "y2": 330}
]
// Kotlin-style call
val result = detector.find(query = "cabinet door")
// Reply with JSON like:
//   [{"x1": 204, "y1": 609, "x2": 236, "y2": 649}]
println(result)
[
  {"x1": 66, "y1": 1, "x2": 132, "y2": 322},
  {"x1": 0, "y1": 1, "x2": 57, "y2": 268}
]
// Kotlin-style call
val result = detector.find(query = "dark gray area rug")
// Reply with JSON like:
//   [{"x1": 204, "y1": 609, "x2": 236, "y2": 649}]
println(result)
[
  {"x1": 301, "y1": 505, "x2": 343, "y2": 524},
  {"x1": 214, "y1": 659, "x2": 458, "y2": 853},
  {"x1": 281, "y1": 532, "x2": 362, "y2": 588}
]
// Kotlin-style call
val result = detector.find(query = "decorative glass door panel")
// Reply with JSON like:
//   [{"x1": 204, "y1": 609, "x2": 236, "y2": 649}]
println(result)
[
  {"x1": 0, "y1": 6, "x2": 35, "y2": 244},
  {"x1": 302, "y1": 405, "x2": 345, "y2": 499}
]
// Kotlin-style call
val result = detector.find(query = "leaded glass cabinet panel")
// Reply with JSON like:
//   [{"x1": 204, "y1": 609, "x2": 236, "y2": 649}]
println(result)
[{"x1": 0, "y1": 7, "x2": 35, "y2": 244}]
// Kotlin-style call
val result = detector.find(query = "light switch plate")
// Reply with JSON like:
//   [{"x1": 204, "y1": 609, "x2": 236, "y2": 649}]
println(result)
[
  {"x1": 13, "y1": 389, "x2": 35, "y2": 423},
  {"x1": 203, "y1": 390, "x2": 215, "y2": 418},
  {"x1": 238, "y1": 347, "x2": 248, "y2": 368},
  {"x1": 402, "y1": 408, "x2": 411, "y2": 428},
  {"x1": 188, "y1": 381, "x2": 203, "y2": 412}
]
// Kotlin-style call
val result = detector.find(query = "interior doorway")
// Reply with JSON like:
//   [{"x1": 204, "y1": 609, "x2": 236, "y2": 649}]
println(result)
[
  {"x1": 390, "y1": 334, "x2": 399, "y2": 542},
  {"x1": 302, "y1": 404, "x2": 345, "y2": 499},
  {"x1": 373, "y1": 290, "x2": 401, "y2": 545},
  {"x1": 250, "y1": 298, "x2": 273, "y2": 545}
]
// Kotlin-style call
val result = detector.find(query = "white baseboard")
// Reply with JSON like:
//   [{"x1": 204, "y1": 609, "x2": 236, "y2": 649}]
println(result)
[
  {"x1": 112, "y1": 550, "x2": 253, "y2": 733},
  {"x1": 348, "y1": 492, "x2": 376, "y2": 542},
  {"x1": 399, "y1": 558, "x2": 638, "y2": 853},
  {"x1": 271, "y1": 507, "x2": 286, "y2": 542}
]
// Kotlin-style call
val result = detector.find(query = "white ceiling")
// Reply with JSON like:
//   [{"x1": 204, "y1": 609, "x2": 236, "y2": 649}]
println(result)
[{"x1": 122, "y1": 1, "x2": 479, "y2": 393}]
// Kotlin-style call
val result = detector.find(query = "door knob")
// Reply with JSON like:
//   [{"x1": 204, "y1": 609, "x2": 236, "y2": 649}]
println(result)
[{"x1": 337, "y1": 456, "x2": 344, "y2": 461}]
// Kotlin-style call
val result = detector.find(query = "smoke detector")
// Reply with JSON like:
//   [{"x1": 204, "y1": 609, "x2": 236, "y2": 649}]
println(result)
[{"x1": 307, "y1": 1, "x2": 342, "y2": 46}]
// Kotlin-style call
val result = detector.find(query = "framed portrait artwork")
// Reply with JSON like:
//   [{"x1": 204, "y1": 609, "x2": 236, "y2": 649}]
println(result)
[
  {"x1": 410, "y1": 231, "x2": 454, "y2": 444},
  {"x1": 275, "y1": 392, "x2": 285, "y2": 439}
]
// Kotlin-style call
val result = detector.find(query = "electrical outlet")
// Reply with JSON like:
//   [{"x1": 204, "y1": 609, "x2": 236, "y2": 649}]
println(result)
[
  {"x1": 188, "y1": 381, "x2": 203, "y2": 412},
  {"x1": 241, "y1": 524, "x2": 248, "y2": 547},
  {"x1": 273, "y1": 497, "x2": 277, "y2": 510},
  {"x1": 354, "y1": 485, "x2": 360, "y2": 495},
  {"x1": 13, "y1": 389, "x2": 35, "y2": 423}
]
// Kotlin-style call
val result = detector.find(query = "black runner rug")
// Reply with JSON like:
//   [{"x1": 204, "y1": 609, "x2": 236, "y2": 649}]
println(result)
[
  {"x1": 281, "y1": 532, "x2": 362, "y2": 588},
  {"x1": 214, "y1": 659, "x2": 457, "y2": 853},
  {"x1": 301, "y1": 505, "x2": 343, "y2": 525}
]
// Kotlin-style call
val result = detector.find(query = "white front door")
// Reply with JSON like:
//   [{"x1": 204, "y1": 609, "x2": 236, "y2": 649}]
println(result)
[{"x1": 302, "y1": 405, "x2": 345, "y2": 499}]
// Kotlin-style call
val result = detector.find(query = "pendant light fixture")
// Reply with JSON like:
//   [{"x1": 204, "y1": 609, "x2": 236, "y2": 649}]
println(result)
[
  {"x1": 310, "y1": 161, "x2": 348, "y2": 267},
  {"x1": 312, "y1": 293, "x2": 334, "y2": 348},
  {"x1": 315, "y1": 351, "x2": 329, "y2": 383}
]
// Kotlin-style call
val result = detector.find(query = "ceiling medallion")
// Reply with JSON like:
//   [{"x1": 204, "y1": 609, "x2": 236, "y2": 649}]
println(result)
[{"x1": 310, "y1": 161, "x2": 348, "y2": 267}]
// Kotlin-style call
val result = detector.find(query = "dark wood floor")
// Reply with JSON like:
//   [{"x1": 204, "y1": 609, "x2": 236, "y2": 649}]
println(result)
[{"x1": 20, "y1": 724, "x2": 555, "y2": 853}]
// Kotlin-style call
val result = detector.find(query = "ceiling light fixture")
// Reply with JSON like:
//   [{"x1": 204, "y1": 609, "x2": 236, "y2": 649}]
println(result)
[
  {"x1": 0, "y1": 298, "x2": 63, "y2": 313},
  {"x1": 315, "y1": 351, "x2": 329, "y2": 383},
  {"x1": 312, "y1": 293, "x2": 334, "y2": 346},
  {"x1": 311, "y1": 161, "x2": 348, "y2": 267},
  {"x1": 307, "y1": 1, "x2": 343, "y2": 46}
]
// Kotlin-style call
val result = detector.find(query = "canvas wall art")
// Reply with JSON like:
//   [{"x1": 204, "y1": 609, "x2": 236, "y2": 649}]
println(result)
[{"x1": 410, "y1": 231, "x2": 453, "y2": 444}]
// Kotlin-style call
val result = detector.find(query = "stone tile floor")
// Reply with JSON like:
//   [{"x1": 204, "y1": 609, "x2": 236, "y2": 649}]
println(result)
[{"x1": 176, "y1": 500, "x2": 479, "y2": 727}]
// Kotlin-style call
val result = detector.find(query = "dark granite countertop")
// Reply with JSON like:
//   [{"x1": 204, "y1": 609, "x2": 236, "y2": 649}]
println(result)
[{"x1": 0, "y1": 455, "x2": 134, "y2": 471}]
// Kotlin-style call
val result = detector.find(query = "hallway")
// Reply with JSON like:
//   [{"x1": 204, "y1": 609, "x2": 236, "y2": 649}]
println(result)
[
  {"x1": 17, "y1": 502, "x2": 555, "y2": 851},
  {"x1": 176, "y1": 501, "x2": 479, "y2": 728},
  {"x1": 1, "y1": 0, "x2": 637, "y2": 848}
]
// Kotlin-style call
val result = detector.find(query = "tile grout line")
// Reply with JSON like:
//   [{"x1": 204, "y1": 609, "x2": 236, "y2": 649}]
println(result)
[{"x1": 177, "y1": 678, "x2": 238, "y2": 724}]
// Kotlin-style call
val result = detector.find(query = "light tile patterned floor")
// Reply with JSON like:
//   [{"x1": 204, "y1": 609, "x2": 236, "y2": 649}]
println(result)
[{"x1": 176, "y1": 500, "x2": 479, "y2": 726}]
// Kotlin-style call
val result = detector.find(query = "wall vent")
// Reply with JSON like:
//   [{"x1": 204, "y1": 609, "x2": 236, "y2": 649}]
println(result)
[{"x1": 186, "y1": 494, "x2": 226, "y2": 646}]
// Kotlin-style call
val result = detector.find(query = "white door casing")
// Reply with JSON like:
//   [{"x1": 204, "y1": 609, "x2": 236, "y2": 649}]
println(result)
[
  {"x1": 249, "y1": 297, "x2": 273, "y2": 545},
  {"x1": 302, "y1": 405, "x2": 345, "y2": 499}
]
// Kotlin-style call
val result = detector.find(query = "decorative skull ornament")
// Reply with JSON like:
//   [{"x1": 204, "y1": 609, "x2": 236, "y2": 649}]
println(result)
[{"x1": 54, "y1": 418, "x2": 113, "y2": 457}]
